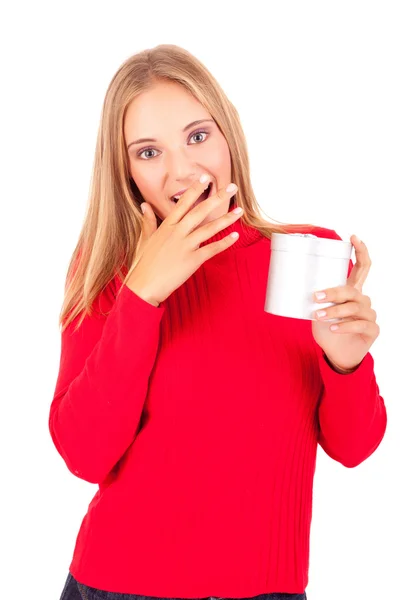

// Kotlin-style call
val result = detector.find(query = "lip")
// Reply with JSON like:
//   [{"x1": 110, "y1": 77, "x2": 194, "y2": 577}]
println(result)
[
  {"x1": 170, "y1": 180, "x2": 213, "y2": 202},
  {"x1": 170, "y1": 188, "x2": 188, "y2": 199}
]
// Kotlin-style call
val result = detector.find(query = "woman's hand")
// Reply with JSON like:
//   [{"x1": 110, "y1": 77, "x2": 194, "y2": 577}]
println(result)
[
  {"x1": 125, "y1": 176, "x2": 241, "y2": 306},
  {"x1": 311, "y1": 236, "x2": 380, "y2": 373}
]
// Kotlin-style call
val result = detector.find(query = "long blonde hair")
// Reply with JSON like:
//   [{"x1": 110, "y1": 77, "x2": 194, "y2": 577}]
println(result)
[{"x1": 59, "y1": 44, "x2": 314, "y2": 333}]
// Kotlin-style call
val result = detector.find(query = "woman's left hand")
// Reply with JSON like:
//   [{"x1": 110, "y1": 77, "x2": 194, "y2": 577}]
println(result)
[{"x1": 311, "y1": 235, "x2": 380, "y2": 373}]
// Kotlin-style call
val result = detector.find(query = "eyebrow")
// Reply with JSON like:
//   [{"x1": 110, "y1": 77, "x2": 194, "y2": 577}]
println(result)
[{"x1": 127, "y1": 119, "x2": 215, "y2": 150}]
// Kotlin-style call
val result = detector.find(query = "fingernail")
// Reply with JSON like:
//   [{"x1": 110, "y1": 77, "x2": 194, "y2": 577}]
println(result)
[
  {"x1": 140, "y1": 203, "x2": 146, "y2": 214},
  {"x1": 200, "y1": 173, "x2": 210, "y2": 183},
  {"x1": 226, "y1": 183, "x2": 238, "y2": 193},
  {"x1": 315, "y1": 291, "x2": 326, "y2": 300}
]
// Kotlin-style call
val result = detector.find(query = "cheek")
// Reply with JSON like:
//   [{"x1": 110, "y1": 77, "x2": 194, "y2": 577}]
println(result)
[
  {"x1": 129, "y1": 171, "x2": 159, "y2": 201},
  {"x1": 202, "y1": 138, "x2": 231, "y2": 174}
]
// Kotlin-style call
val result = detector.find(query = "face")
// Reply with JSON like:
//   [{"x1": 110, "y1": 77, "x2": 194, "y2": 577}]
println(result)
[{"x1": 124, "y1": 80, "x2": 232, "y2": 225}]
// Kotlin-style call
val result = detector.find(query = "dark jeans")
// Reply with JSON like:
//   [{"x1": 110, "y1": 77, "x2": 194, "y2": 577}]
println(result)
[{"x1": 59, "y1": 571, "x2": 307, "y2": 600}]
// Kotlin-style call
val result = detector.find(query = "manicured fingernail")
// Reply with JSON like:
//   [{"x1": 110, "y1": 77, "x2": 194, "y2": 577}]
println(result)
[
  {"x1": 200, "y1": 173, "x2": 210, "y2": 183},
  {"x1": 315, "y1": 291, "x2": 326, "y2": 300},
  {"x1": 233, "y1": 206, "x2": 243, "y2": 214},
  {"x1": 226, "y1": 183, "x2": 238, "y2": 193},
  {"x1": 140, "y1": 203, "x2": 146, "y2": 214}
]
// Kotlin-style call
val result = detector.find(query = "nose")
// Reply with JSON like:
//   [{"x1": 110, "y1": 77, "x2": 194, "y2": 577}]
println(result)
[{"x1": 165, "y1": 145, "x2": 198, "y2": 184}]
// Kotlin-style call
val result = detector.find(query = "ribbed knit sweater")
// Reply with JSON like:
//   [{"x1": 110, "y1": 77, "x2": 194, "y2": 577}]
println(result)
[{"x1": 49, "y1": 205, "x2": 387, "y2": 596}]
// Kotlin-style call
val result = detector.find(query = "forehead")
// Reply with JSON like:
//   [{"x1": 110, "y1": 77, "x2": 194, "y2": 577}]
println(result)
[{"x1": 124, "y1": 81, "x2": 211, "y2": 133}]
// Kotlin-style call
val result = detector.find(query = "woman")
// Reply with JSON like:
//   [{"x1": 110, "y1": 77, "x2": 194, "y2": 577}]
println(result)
[{"x1": 50, "y1": 45, "x2": 387, "y2": 600}]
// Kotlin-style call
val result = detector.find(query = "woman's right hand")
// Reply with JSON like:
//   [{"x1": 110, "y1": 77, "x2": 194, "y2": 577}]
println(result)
[{"x1": 125, "y1": 176, "x2": 242, "y2": 306}]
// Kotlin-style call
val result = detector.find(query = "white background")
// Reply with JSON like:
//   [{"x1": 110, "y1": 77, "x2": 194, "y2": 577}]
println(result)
[{"x1": 1, "y1": 1, "x2": 399, "y2": 599}]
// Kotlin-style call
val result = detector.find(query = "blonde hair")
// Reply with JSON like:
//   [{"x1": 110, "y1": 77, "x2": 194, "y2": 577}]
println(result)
[{"x1": 59, "y1": 44, "x2": 314, "y2": 333}]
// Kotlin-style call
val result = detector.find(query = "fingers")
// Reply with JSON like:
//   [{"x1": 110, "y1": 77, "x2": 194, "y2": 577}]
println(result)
[
  {"x1": 129, "y1": 202, "x2": 158, "y2": 275},
  {"x1": 140, "y1": 202, "x2": 158, "y2": 241},
  {"x1": 183, "y1": 182, "x2": 238, "y2": 233},
  {"x1": 314, "y1": 285, "x2": 364, "y2": 305},
  {"x1": 166, "y1": 176, "x2": 213, "y2": 224},
  {"x1": 314, "y1": 301, "x2": 376, "y2": 322},
  {"x1": 190, "y1": 200, "x2": 242, "y2": 257},
  {"x1": 197, "y1": 225, "x2": 240, "y2": 261},
  {"x1": 348, "y1": 236, "x2": 372, "y2": 290},
  {"x1": 327, "y1": 319, "x2": 380, "y2": 338}
]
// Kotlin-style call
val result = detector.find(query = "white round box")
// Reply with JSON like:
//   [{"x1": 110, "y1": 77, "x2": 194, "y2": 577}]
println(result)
[{"x1": 264, "y1": 232, "x2": 353, "y2": 321}]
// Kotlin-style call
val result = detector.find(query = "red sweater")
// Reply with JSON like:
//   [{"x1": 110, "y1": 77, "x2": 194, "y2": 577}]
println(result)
[{"x1": 49, "y1": 207, "x2": 387, "y2": 596}]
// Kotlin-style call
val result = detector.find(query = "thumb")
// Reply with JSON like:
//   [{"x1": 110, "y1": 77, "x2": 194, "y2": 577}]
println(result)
[
  {"x1": 140, "y1": 203, "x2": 158, "y2": 241},
  {"x1": 126, "y1": 203, "x2": 158, "y2": 279}
]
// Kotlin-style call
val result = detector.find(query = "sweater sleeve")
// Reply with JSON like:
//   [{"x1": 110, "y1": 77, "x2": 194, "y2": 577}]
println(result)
[
  {"x1": 48, "y1": 280, "x2": 165, "y2": 484},
  {"x1": 312, "y1": 227, "x2": 387, "y2": 468},
  {"x1": 315, "y1": 344, "x2": 387, "y2": 467}
]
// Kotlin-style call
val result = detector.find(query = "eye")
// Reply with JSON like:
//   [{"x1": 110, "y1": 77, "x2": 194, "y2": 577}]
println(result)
[
  {"x1": 137, "y1": 129, "x2": 210, "y2": 160},
  {"x1": 189, "y1": 129, "x2": 209, "y2": 144},
  {"x1": 137, "y1": 148, "x2": 159, "y2": 160}
]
